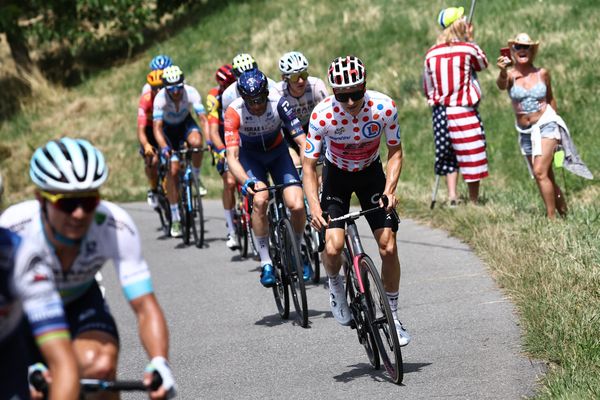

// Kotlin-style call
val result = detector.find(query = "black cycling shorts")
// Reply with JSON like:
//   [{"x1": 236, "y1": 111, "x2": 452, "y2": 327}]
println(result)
[
  {"x1": 321, "y1": 158, "x2": 398, "y2": 232},
  {"x1": 65, "y1": 281, "x2": 119, "y2": 341}
]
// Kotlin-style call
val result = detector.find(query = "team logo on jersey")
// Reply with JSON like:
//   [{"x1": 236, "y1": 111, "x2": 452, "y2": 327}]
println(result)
[
  {"x1": 95, "y1": 212, "x2": 107, "y2": 225},
  {"x1": 305, "y1": 139, "x2": 315, "y2": 154},
  {"x1": 362, "y1": 121, "x2": 381, "y2": 138}
]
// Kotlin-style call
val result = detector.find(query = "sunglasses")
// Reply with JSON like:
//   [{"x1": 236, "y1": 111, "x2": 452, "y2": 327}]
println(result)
[
  {"x1": 40, "y1": 191, "x2": 100, "y2": 214},
  {"x1": 512, "y1": 44, "x2": 531, "y2": 51},
  {"x1": 166, "y1": 83, "x2": 184, "y2": 92},
  {"x1": 243, "y1": 93, "x2": 269, "y2": 105},
  {"x1": 334, "y1": 90, "x2": 365, "y2": 103},
  {"x1": 287, "y1": 71, "x2": 309, "y2": 83}
]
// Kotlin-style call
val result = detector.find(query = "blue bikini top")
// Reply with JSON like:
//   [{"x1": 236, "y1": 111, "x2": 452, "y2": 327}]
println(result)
[{"x1": 509, "y1": 71, "x2": 547, "y2": 115}]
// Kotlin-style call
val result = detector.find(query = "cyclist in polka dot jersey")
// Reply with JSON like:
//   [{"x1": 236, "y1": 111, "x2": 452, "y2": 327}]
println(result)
[{"x1": 302, "y1": 56, "x2": 410, "y2": 346}]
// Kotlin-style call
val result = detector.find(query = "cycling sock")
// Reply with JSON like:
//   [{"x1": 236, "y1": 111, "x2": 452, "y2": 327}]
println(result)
[
  {"x1": 224, "y1": 209, "x2": 235, "y2": 236},
  {"x1": 255, "y1": 235, "x2": 272, "y2": 265},
  {"x1": 328, "y1": 273, "x2": 344, "y2": 290},
  {"x1": 170, "y1": 204, "x2": 180, "y2": 222},
  {"x1": 386, "y1": 291, "x2": 399, "y2": 317},
  {"x1": 192, "y1": 167, "x2": 201, "y2": 180},
  {"x1": 294, "y1": 230, "x2": 305, "y2": 248}
]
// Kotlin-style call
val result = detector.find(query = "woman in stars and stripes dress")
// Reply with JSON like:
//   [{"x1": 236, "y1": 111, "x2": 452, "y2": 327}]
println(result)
[{"x1": 423, "y1": 6, "x2": 489, "y2": 205}]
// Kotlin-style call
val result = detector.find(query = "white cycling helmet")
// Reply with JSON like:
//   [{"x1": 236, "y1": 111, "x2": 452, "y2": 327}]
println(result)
[
  {"x1": 328, "y1": 56, "x2": 366, "y2": 88},
  {"x1": 30, "y1": 137, "x2": 108, "y2": 192},
  {"x1": 161, "y1": 65, "x2": 185, "y2": 86},
  {"x1": 279, "y1": 51, "x2": 309, "y2": 75},
  {"x1": 232, "y1": 53, "x2": 258, "y2": 77}
]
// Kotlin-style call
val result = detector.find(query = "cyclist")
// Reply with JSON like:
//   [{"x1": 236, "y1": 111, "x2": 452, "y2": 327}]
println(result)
[
  {"x1": 0, "y1": 138, "x2": 176, "y2": 399},
  {"x1": 221, "y1": 53, "x2": 279, "y2": 113},
  {"x1": 206, "y1": 64, "x2": 240, "y2": 250},
  {"x1": 154, "y1": 65, "x2": 210, "y2": 238},
  {"x1": 1, "y1": 229, "x2": 79, "y2": 399},
  {"x1": 141, "y1": 54, "x2": 172, "y2": 94},
  {"x1": 302, "y1": 56, "x2": 411, "y2": 346},
  {"x1": 224, "y1": 69, "x2": 312, "y2": 285},
  {"x1": 138, "y1": 69, "x2": 164, "y2": 209},
  {"x1": 276, "y1": 51, "x2": 329, "y2": 166}
]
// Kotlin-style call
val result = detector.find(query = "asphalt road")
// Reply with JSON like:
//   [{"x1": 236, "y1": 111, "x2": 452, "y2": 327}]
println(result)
[{"x1": 100, "y1": 200, "x2": 545, "y2": 399}]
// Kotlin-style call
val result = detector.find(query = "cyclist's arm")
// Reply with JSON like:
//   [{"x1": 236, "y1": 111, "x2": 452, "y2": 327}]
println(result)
[
  {"x1": 129, "y1": 293, "x2": 169, "y2": 359},
  {"x1": 382, "y1": 100, "x2": 403, "y2": 210},
  {"x1": 152, "y1": 92, "x2": 169, "y2": 150},
  {"x1": 278, "y1": 97, "x2": 306, "y2": 162},
  {"x1": 39, "y1": 340, "x2": 80, "y2": 400},
  {"x1": 303, "y1": 112, "x2": 326, "y2": 228},
  {"x1": 137, "y1": 92, "x2": 153, "y2": 148},
  {"x1": 189, "y1": 86, "x2": 210, "y2": 145},
  {"x1": 206, "y1": 92, "x2": 225, "y2": 150},
  {"x1": 224, "y1": 107, "x2": 249, "y2": 185}
]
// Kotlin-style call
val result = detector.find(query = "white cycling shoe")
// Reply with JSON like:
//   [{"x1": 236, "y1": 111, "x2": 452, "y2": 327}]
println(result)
[
  {"x1": 329, "y1": 289, "x2": 353, "y2": 326},
  {"x1": 226, "y1": 234, "x2": 239, "y2": 250},
  {"x1": 394, "y1": 319, "x2": 411, "y2": 347}
]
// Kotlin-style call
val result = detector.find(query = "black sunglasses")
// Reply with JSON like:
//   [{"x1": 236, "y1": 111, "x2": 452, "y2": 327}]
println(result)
[
  {"x1": 334, "y1": 90, "x2": 365, "y2": 103},
  {"x1": 513, "y1": 44, "x2": 531, "y2": 51},
  {"x1": 40, "y1": 191, "x2": 100, "y2": 214},
  {"x1": 243, "y1": 93, "x2": 269, "y2": 105}
]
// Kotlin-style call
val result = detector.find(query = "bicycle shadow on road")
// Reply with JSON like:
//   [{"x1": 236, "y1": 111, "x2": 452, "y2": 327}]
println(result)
[{"x1": 333, "y1": 361, "x2": 432, "y2": 384}]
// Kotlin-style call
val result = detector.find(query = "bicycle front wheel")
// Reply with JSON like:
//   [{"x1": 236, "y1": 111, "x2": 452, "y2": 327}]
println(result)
[
  {"x1": 156, "y1": 190, "x2": 171, "y2": 237},
  {"x1": 280, "y1": 219, "x2": 308, "y2": 328},
  {"x1": 361, "y1": 256, "x2": 403, "y2": 384}
]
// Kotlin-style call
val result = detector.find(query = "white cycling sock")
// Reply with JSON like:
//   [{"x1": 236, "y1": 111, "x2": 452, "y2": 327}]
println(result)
[
  {"x1": 254, "y1": 235, "x2": 272, "y2": 265},
  {"x1": 192, "y1": 167, "x2": 201, "y2": 179},
  {"x1": 386, "y1": 291, "x2": 399, "y2": 318},
  {"x1": 328, "y1": 274, "x2": 344, "y2": 291},
  {"x1": 224, "y1": 209, "x2": 235, "y2": 236},
  {"x1": 170, "y1": 204, "x2": 180, "y2": 222}
]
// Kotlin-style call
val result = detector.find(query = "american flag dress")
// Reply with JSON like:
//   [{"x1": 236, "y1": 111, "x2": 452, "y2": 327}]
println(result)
[{"x1": 423, "y1": 41, "x2": 489, "y2": 182}]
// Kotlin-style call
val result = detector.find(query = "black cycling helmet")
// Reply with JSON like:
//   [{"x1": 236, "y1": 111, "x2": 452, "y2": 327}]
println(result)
[{"x1": 237, "y1": 69, "x2": 268, "y2": 98}]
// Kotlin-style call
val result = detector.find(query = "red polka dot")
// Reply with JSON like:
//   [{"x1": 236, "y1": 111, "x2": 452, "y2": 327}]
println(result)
[
  {"x1": 351, "y1": 118, "x2": 357, "y2": 124},
  {"x1": 368, "y1": 100, "x2": 374, "y2": 106},
  {"x1": 312, "y1": 112, "x2": 317, "y2": 119},
  {"x1": 353, "y1": 127, "x2": 359, "y2": 132},
  {"x1": 340, "y1": 112, "x2": 345, "y2": 116},
  {"x1": 391, "y1": 101, "x2": 396, "y2": 107},
  {"x1": 325, "y1": 98, "x2": 331, "y2": 102},
  {"x1": 342, "y1": 119, "x2": 348, "y2": 125},
  {"x1": 388, "y1": 140, "x2": 398, "y2": 145},
  {"x1": 332, "y1": 120, "x2": 338, "y2": 126},
  {"x1": 374, "y1": 114, "x2": 379, "y2": 120},
  {"x1": 386, "y1": 110, "x2": 392, "y2": 116},
  {"x1": 326, "y1": 112, "x2": 332, "y2": 119},
  {"x1": 315, "y1": 135, "x2": 322, "y2": 140},
  {"x1": 363, "y1": 108, "x2": 369, "y2": 112},
  {"x1": 354, "y1": 136, "x2": 360, "y2": 140},
  {"x1": 390, "y1": 124, "x2": 396, "y2": 130},
  {"x1": 307, "y1": 133, "x2": 311, "y2": 138},
  {"x1": 362, "y1": 116, "x2": 369, "y2": 122},
  {"x1": 319, "y1": 120, "x2": 326, "y2": 127},
  {"x1": 333, "y1": 106, "x2": 340, "y2": 112},
  {"x1": 314, "y1": 152, "x2": 320, "y2": 158}
]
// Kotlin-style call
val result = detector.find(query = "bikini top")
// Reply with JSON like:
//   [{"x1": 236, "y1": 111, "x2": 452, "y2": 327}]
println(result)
[{"x1": 509, "y1": 70, "x2": 547, "y2": 115}]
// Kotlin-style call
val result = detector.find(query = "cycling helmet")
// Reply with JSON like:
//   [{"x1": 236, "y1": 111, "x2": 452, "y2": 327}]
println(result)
[
  {"x1": 232, "y1": 53, "x2": 258, "y2": 77},
  {"x1": 237, "y1": 69, "x2": 268, "y2": 98},
  {"x1": 161, "y1": 65, "x2": 185, "y2": 86},
  {"x1": 30, "y1": 138, "x2": 108, "y2": 192},
  {"x1": 279, "y1": 51, "x2": 309, "y2": 75},
  {"x1": 149, "y1": 54, "x2": 172, "y2": 71},
  {"x1": 215, "y1": 64, "x2": 236, "y2": 87},
  {"x1": 327, "y1": 56, "x2": 366, "y2": 88},
  {"x1": 146, "y1": 70, "x2": 164, "y2": 88}
]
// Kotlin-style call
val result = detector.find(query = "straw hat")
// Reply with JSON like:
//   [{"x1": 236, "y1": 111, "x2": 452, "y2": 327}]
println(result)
[{"x1": 508, "y1": 33, "x2": 539, "y2": 48}]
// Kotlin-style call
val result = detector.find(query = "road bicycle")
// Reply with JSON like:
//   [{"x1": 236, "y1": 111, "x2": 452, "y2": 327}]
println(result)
[
  {"x1": 153, "y1": 154, "x2": 171, "y2": 237},
  {"x1": 325, "y1": 196, "x2": 403, "y2": 384},
  {"x1": 176, "y1": 147, "x2": 207, "y2": 248},
  {"x1": 233, "y1": 183, "x2": 257, "y2": 259},
  {"x1": 251, "y1": 181, "x2": 309, "y2": 328},
  {"x1": 29, "y1": 368, "x2": 162, "y2": 399}
]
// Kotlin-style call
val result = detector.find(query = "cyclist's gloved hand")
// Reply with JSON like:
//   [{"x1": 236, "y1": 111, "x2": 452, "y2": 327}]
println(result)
[
  {"x1": 206, "y1": 140, "x2": 215, "y2": 151},
  {"x1": 28, "y1": 363, "x2": 49, "y2": 396},
  {"x1": 216, "y1": 146, "x2": 226, "y2": 159},
  {"x1": 145, "y1": 356, "x2": 176, "y2": 399},
  {"x1": 160, "y1": 146, "x2": 171, "y2": 159},
  {"x1": 144, "y1": 143, "x2": 155, "y2": 157},
  {"x1": 241, "y1": 177, "x2": 257, "y2": 196}
]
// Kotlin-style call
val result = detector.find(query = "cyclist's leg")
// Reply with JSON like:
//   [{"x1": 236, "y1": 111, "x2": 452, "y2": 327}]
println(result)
[
  {"x1": 67, "y1": 282, "x2": 120, "y2": 399},
  {"x1": 142, "y1": 126, "x2": 159, "y2": 190},
  {"x1": 221, "y1": 161, "x2": 238, "y2": 242}
]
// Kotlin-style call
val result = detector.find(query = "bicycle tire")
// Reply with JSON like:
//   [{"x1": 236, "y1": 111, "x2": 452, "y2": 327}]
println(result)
[
  {"x1": 156, "y1": 191, "x2": 171, "y2": 236},
  {"x1": 361, "y1": 256, "x2": 403, "y2": 384},
  {"x1": 281, "y1": 219, "x2": 308, "y2": 328},
  {"x1": 268, "y1": 209, "x2": 289, "y2": 319},
  {"x1": 179, "y1": 184, "x2": 190, "y2": 244},
  {"x1": 343, "y1": 249, "x2": 380, "y2": 369},
  {"x1": 189, "y1": 179, "x2": 205, "y2": 248},
  {"x1": 308, "y1": 227, "x2": 321, "y2": 283},
  {"x1": 234, "y1": 199, "x2": 248, "y2": 258}
]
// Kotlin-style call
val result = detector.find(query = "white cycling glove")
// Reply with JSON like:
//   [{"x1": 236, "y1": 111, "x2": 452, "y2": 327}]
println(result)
[{"x1": 146, "y1": 356, "x2": 177, "y2": 398}]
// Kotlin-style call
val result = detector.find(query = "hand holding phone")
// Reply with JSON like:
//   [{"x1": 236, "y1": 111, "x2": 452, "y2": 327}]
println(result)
[{"x1": 500, "y1": 47, "x2": 511, "y2": 58}]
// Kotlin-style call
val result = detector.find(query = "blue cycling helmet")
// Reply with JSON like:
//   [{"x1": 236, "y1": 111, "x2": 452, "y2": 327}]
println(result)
[
  {"x1": 237, "y1": 69, "x2": 268, "y2": 98},
  {"x1": 149, "y1": 54, "x2": 172, "y2": 71}
]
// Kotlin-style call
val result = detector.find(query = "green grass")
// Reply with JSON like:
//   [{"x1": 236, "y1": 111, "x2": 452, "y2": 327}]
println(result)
[{"x1": 1, "y1": 0, "x2": 599, "y2": 397}]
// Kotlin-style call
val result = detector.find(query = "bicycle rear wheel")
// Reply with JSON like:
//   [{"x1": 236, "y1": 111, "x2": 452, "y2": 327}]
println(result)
[
  {"x1": 156, "y1": 190, "x2": 171, "y2": 236},
  {"x1": 281, "y1": 219, "x2": 308, "y2": 328},
  {"x1": 179, "y1": 185, "x2": 190, "y2": 244},
  {"x1": 235, "y1": 200, "x2": 248, "y2": 257},
  {"x1": 343, "y1": 249, "x2": 379, "y2": 369},
  {"x1": 189, "y1": 179, "x2": 205, "y2": 248},
  {"x1": 305, "y1": 226, "x2": 321, "y2": 283},
  {"x1": 361, "y1": 256, "x2": 403, "y2": 384}
]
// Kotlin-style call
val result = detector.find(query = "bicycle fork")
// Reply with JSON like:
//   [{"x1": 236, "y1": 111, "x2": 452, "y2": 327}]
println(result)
[{"x1": 345, "y1": 222, "x2": 367, "y2": 293}]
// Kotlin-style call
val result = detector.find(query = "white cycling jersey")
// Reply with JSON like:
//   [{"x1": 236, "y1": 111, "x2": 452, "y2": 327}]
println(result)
[
  {"x1": 153, "y1": 84, "x2": 206, "y2": 125},
  {"x1": 0, "y1": 200, "x2": 153, "y2": 305},
  {"x1": 305, "y1": 90, "x2": 401, "y2": 171},
  {"x1": 0, "y1": 228, "x2": 68, "y2": 345},
  {"x1": 221, "y1": 76, "x2": 279, "y2": 113},
  {"x1": 275, "y1": 76, "x2": 329, "y2": 126}
]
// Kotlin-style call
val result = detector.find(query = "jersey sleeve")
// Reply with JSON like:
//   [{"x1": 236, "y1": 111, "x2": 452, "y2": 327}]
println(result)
[
  {"x1": 224, "y1": 106, "x2": 241, "y2": 148},
  {"x1": 469, "y1": 43, "x2": 488, "y2": 71},
  {"x1": 313, "y1": 78, "x2": 329, "y2": 102},
  {"x1": 205, "y1": 90, "x2": 220, "y2": 125},
  {"x1": 305, "y1": 107, "x2": 325, "y2": 160},
  {"x1": 108, "y1": 208, "x2": 154, "y2": 301},
  {"x1": 277, "y1": 97, "x2": 305, "y2": 138},
  {"x1": 13, "y1": 238, "x2": 70, "y2": 346},
  {"x1": 187, "y1": 86, "x2": 206, "y2": 115},
  {"x1": 383, "y1": 99, "x2": 401, "y2": 146},
  {"x1": 137, "y1": 91, "x2": 153, "y2": 128},
  {"x1": 152, "y1": 90, "x2": 166, "y2": 121}
]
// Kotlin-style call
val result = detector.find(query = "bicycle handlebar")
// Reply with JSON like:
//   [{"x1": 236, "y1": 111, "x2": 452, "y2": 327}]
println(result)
[
  {"x1": 247, "y1": 180, "x2": 300, "y2": 193},
  {"x1": 321, "y1": 195, "x2": 399, "y2": 224}
]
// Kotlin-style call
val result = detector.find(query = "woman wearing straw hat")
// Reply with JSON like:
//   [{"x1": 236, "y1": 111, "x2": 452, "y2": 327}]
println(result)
[
  {"x1": 423, "y1": 6, "x2": 489, "y2": 206},
  {"x1": 496, "y1": 32, "x2": 571, "y2": 218}
]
